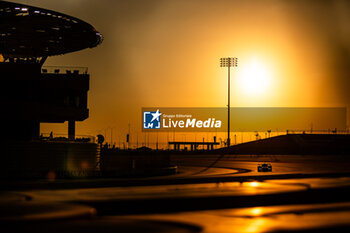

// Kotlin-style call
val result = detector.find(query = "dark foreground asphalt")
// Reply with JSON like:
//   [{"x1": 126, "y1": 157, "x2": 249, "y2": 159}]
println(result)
[{"x1": 2, "y1": 154, "x2": 350, "y2": 232}]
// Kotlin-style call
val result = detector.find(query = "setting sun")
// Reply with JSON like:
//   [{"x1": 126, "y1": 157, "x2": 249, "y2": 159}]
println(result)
[{"x1": 237, "y1": 58, "x2": 272, "y2": 96}]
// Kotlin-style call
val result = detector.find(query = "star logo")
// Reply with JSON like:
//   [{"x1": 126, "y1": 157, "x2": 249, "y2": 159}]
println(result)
[
  {"x1": 150, "y1": 109, "x2": 161, "y2": 122},
  {"x1": 143, "y1": 109, "x2": 162, "y2": 129}
]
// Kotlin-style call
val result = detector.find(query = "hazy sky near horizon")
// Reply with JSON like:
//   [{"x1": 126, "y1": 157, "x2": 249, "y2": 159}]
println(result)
[{"x1": 7, "y1": 0, "x2": 350, "y2": 137}]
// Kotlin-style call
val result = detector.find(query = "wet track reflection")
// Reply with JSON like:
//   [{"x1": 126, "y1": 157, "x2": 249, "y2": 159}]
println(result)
[
  {"x1": 22, "y1": 180, "x2": 307, "y2": 202},
  {"x1": 128, "y1": 202, "x2": 350, "y2": 233}
]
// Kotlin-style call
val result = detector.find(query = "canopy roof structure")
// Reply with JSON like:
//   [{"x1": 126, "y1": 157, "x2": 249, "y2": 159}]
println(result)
[{"x1": 0, "y1": 1, "x2": 103, "y2": 59}]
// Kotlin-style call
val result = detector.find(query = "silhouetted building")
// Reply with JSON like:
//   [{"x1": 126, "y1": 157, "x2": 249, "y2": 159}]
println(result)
[
  {"x1": 0, "y1": 1, "x2": 102, "y2": 177},
  {"x1": 0, "y1": 1, "x2": 102, "y2": 141}
]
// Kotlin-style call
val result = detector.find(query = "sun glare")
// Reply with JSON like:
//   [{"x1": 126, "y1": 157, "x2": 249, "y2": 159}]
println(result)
[
  {"x1": 249, "y1": 181, "x2": 259, "y2": 187},
  {"x1": 237, "y1": 58, "x2": 272, "y2": 96}
]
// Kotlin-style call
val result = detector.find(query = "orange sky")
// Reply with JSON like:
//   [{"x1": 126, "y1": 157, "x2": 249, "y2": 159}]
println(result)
[{"x1": 10, "y1": 0, "x2": 350, "y2": 142}]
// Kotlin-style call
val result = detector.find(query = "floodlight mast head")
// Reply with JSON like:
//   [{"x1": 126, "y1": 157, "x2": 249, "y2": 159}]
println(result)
[
  {"x1": 220, "y1": 57, "x2": 238, "y2": 67},
  {"x1": 220, "y1": 57, "x2": 238, "y2": 148}
]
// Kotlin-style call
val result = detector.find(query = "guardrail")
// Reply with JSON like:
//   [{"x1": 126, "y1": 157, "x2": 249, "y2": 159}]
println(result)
[
  {"x1": 41, "y1": 66, "x2": 88, "y2": 75},
  {"x1": 39, "y1": 133, "x2": 95, "y2": 143},
  {"x1": 286, "y1": 129, "x2": 350, "y2": 134}
]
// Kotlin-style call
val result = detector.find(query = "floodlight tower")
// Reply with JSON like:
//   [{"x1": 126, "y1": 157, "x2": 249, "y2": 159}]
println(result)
[{"x1": 220, "y1": 57, "x2": 238, "y2": 148}]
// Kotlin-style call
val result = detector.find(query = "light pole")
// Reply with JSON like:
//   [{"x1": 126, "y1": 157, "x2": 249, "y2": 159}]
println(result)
[{"x1": 220, "y1": 57, "x2": 238, "y2": 148}]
